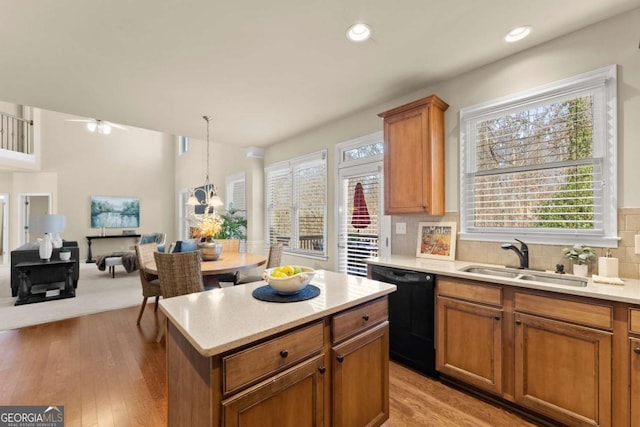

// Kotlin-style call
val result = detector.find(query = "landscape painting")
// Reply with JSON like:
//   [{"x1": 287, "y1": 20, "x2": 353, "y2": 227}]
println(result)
[{"x1": 91, "y1": 196, "x2": 140, "y2": 228}]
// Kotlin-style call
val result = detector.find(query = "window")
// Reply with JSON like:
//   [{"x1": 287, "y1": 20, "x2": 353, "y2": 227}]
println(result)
[
  {"x1": 460, "y1": 65, "x2": 617, "y2": 247},
  {"x1": 265, "y1": 150, "x2": 327, "y2": 258},
  {"x1": 226, "y1": 173, "x2": 247, "y2": 252}
]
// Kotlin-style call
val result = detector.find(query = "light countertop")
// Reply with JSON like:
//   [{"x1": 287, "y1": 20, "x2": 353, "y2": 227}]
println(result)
[
  {"x1": 366, "y1": 255, "x2": 640, "y2": 305},
  {"x1": 159, "y1": 269, "x2": 396, "y2": 357}
]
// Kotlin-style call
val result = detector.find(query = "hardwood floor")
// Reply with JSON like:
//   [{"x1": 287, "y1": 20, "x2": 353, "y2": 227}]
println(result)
[{"x1": 0, "y1": 306, "x2": 535, "y2": 426}]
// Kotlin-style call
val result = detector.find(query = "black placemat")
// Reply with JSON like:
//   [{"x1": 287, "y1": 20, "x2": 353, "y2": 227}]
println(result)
[{"x1": 252, "y1": 284, "x2": 321, "y2": 303}]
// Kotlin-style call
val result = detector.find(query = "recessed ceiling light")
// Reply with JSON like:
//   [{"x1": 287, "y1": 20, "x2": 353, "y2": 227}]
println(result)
[
  {"x1": 346, "y1": 23, "x2": 371, "y2": 42},
  {"x1": 505, "y1": 26, "x2": 532, "y2": 42}
]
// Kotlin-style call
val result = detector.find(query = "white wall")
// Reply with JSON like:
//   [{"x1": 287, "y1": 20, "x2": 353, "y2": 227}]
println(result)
[
  {"x1": 264, "y1": 8, "x2": 640, "y2": 268},
  {"x1": 33, "y1": 110, "x2": 176, "y2": 258}
]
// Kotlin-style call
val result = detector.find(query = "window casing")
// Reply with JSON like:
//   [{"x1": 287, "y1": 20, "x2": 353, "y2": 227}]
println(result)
[
  {"x1": 265, "y1": 150, "x2": 327, "y2": 258},
  {"x1": 460, "y1": 65, "x2": 617, "y2": 247}
]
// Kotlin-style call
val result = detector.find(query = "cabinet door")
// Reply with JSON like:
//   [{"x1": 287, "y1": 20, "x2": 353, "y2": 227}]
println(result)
[
  {"x1": 631, "y1": 338, "x2": 640, "y2": 427},
  {"x1": 436, "y1": 296, "x2": 503, "y2": 395},
  {"x1": 332, "y1": 322, "x2": 389, "y2": 427},
  {"x1": 383, "y1": 106, "x2": 428, "y2": 214},
  {"x1": 514, "y1": 313, "x2": 611, "y2": 427},
  {"x1": 222, "y1": 355, "x2": 325, "y2": 427}
]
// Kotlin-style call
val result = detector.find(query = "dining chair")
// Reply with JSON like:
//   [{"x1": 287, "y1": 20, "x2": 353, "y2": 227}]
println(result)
[
  {"x1": 153, "y1": 250, "x2": 205, "y2": 341},
  {"x1": 134, "y1": 242, "x2": 162, "y2": 325},
  {"x1": 213, "y1": 239, "x2": 241, "y2": 286},
  {"x1": 238, "y1": 244, "x2": 284, "y2": 284}
]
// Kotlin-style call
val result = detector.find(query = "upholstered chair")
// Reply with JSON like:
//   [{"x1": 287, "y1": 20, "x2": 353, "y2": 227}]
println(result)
[{"x1": 134, "y1": 243, "x2": 162, "y2": 325}]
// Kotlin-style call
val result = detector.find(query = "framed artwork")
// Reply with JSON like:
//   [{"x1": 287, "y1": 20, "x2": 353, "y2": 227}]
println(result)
[
  {"x1": 416, "y1": 222, "x2": 457, "y2": 260},
  {"x1": 91, "y1": 195, "x2": 140, "y2": 228}
]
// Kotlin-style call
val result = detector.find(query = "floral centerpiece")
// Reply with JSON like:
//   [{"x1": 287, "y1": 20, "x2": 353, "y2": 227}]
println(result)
[{"x1": 198, "y1": 209, "x2": 224, "y2": 242}]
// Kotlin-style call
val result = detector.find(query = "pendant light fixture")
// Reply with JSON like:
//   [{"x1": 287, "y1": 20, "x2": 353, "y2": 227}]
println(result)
[{"x1": 187, "y1": 115, "x2": 224, "y2": 210}]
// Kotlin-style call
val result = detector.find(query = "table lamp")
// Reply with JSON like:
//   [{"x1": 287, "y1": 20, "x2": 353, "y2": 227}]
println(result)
[{"x1": 29, "y1": 214, "x2": 66, "y2": 261}]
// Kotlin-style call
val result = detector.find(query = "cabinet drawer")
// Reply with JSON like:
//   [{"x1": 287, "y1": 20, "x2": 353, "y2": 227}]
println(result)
[
  {"x1": 630, "y1": 308, "x2": 640, "y2": 334},
  {"x1": 332, "y1": 297, "x2": 388, "y2": 343},
  {"x1": 223, "y1": 321, "x2": 324, "y2": 395},
  {"x1": 437, "y1": 277, "x2": 502, "y2": 306},
  {"x1": 514, "y1": 292, "x2": 612, "y2": 330}
]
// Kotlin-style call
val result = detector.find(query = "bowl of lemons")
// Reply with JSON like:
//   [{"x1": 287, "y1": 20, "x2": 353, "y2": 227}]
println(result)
[{"x1": 263, "y1": 265, "x2": 316, "y2": 295}]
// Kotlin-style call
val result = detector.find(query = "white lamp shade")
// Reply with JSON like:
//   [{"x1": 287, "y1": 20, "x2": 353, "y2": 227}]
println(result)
[{"x1": 29, "y1": 214, "x2": 66, "y2": 234}]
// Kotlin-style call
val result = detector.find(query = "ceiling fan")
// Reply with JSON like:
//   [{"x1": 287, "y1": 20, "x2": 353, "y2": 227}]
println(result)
[{"x1": 65, "y1": 118, "x2": 127, "y2": 135}]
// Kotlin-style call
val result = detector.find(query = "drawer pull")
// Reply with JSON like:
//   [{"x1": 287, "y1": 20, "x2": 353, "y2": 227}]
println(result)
[
  {"x1": 318, "y1": 366, "x2": 326, "y2": 374},
  {"x1": 515, "y1": 320, "x2": 522, "y2": 325},
  {"x1": 336, "y1": 355, "x2": 344, "y2": 363},
  {"x1": 634, "y1": 348, "x2": 640, "y2": 355},
  {"x1": 280, "y1": 350, "x2": 288, "y2": 358},
  {"x1": 362, "y1": 314, "x2": 369, "y2": 321},
  {"x1": 494, "y1": 316, "x2": 500, "y2": 321}
]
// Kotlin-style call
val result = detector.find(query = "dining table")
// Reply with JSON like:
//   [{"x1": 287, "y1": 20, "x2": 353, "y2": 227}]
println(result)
[{"x1": 144, "y1": 251, "x2": 267, "y2": 277}]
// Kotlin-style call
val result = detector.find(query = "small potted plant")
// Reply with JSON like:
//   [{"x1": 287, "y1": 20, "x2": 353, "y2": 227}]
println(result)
[
  {"x1": 59, "y1": 246, "x2": 71, "y2": 261},
  {"x1": 562, "y1": 244, "x2": 596, "y2": 277}
]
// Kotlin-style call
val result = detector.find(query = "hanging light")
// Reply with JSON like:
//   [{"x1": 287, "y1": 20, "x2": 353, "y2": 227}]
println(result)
[
  {"x1": 86, "y1": 120, "x2": 113, "y2": 135},
  {"x1": 187, "y1": 115, "x2": 224, "y2": 209}
]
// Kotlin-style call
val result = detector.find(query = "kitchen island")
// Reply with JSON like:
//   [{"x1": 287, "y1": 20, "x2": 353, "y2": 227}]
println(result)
[{"x1": 159, "y1": 269, "x2": 396, "y2": 427}]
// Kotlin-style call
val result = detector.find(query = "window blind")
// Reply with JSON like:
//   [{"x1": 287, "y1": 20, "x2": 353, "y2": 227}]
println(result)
[
  {"x1": 459, "y1": 65, "x2": 617, "y2": 246},
  {"x1": 265, "y1": 150, "x2": 327, "y2": 256}
]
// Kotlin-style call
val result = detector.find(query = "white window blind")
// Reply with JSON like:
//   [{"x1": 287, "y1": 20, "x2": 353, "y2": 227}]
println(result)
[
  {"x1": 226, "y1": 173, "x2": 246, "y2": 212},
  {"x1": 460, "y1": 65, "x2": 617, "y2": 247},
  {"x1": 265, "y1": 150, "x2": 327, "y2": 257}
]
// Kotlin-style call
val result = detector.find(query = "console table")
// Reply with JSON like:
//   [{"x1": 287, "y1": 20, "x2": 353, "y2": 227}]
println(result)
[
  {"x1": 85, "y1": 234, "x2": 141, "y2": 263},
  {"x1": 15, "y1": 260, "x2": 76, "y2": 305}
]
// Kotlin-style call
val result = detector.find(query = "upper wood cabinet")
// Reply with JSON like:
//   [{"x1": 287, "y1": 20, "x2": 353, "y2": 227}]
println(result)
[{"x1": 378, "y1": 95, "x2": 449, "y2": 215}]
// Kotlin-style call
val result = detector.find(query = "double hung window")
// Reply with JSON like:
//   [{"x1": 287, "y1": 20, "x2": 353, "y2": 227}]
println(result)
[
  {"x1": 265, "y1": 150, "x2": 327, "y2": 257},
  {"x1": 460, "y1": 65, "x2": 617, "y2": 246}
]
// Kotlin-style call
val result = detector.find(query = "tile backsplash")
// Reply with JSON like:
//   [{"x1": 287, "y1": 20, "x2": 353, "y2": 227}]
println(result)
[{"x1": 391, "y1": 208, "x2": 640, "y2": 279}]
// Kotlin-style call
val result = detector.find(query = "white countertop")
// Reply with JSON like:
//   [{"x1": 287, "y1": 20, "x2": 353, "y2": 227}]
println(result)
[
  {"x1": 366, "y1": 255, "x2": 640, "y2": 305},
  {"x1": 159, "y1": 269, "x2": 396, "y2": 357}
]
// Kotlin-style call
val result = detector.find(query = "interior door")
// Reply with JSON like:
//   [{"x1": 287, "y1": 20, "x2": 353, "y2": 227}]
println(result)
[{"x1": 337, "y1": 162, "x2": 390, "y2": 276}]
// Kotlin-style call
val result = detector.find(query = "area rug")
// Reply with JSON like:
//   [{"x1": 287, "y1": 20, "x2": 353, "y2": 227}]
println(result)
[{"x1": 0, "y1": 262, "x2": 141, "y2": 331}]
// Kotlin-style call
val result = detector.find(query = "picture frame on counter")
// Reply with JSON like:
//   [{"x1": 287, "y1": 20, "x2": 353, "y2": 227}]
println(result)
[{"x1": 416, "y1": 221, "x2": 457, "y2": 260}]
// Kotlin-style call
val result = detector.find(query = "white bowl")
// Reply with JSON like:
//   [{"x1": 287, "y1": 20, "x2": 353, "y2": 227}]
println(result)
[{"x1": 263, "y1": 266, "x2": 316, "y2": 295}]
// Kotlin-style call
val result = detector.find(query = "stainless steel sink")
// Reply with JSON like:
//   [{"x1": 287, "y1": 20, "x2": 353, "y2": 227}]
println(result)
[
  {"x1": 460, "y1": 265, "x2": 588, "y2": 287},
  {"x1": 460, "y1": 266, "x2": 522, "y2": 278}
]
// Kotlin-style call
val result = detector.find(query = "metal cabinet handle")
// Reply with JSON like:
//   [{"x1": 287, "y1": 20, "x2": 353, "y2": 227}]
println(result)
[
  {"x1": 280, "y1": 349, "x2": 288, "y2": 358},
  {"x1": 318, "y1": 366, "x2": 326, "y2": 374},
  {"x1": 362, "y1": 314, "x2": 369, "y2": 321},
  {"x1": 336, "y1": 355, "x2": 344, "y2": 363},
  {"x1": 494, "y1": 316, "x2": 500, "y2": 321},
  {"x1": 515, "y1": 320, "x2": 522, "y2": 325},
  {"x1": 634, "y1": 347, "x2": 640, "y2": 355}
]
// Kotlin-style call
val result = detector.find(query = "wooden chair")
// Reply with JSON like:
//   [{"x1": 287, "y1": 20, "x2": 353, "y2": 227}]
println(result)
[
  {"x1": 238, "y1": 244, "x2": 284, "y2": 284},
  {"x1": 153, "y1": 250, "x2": 205, "y2": 341},
  {"x1": 213, "y1": 239, "x2": 241, "y2": 286},
  {"x1": 134, "y1": 243, "x2": 162, "y2": 325}
]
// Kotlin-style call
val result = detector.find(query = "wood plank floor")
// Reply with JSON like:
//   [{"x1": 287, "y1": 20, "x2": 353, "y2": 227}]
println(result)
[{"x1": 0, "y1": 305, "x2": 535, "y2": 426}]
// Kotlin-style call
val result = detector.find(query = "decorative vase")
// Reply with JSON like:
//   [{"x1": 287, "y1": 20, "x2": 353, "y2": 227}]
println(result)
[
  {"x1": 573, "y1": 263, "x2": 588, "y2": 277},
  {"x1": 59, "y1": 251, "x2": 71, "y2": 261},
  {"x1": 39, "y1": 233, "x2": 53, "y2": 261},
  {"x1": 198, "y1": 240, "x2": 223, "y2": 261}
]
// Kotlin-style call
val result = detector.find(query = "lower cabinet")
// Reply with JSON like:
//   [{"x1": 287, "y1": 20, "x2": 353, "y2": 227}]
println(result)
[
  {"x1": 222, "y1": 355, "x2": 325, "y2": 427},
  {"x1": 514, "y1": 313, "x2": 612, "y2": 427},
  {"x1": 436, "y1": 296, "x2": 502, "y2": 395},
  {"x1": 631, "y1": 338, "x2": 640, "y2": 427},
  {"x1": 332, "y1": 322, "x2": 389, "y2": 427}
]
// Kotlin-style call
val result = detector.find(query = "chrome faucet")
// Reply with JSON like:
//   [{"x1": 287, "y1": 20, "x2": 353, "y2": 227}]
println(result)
[{"x1": 501, "y1": 239, "x2": 529, "y2": 269}]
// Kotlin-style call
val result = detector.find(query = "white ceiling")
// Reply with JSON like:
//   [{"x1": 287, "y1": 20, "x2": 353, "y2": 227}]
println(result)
[{"x1": 0, "y1": 0, "x2": 638, "y2": 147}]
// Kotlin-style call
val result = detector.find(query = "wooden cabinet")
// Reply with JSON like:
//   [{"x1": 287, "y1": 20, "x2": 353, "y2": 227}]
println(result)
[
  {"x1": 222, "y1": 355, "x2": 325, "y2": 427},
  {"x1": 631, "y1": 338, "x2": 640, "y2": 427},
  {"x1": 331, "y1": 298, "x2": 389, "y2": 427},
  {"x1": 513, "y1": 292, "x2": 612, "y2": 427},
  {"x1": 436, "y1": 278, "x2": 503, "y2": 395},
  {"x1": 378, "y1": 95, "x2": 449, "y2": 215},
  {"x1": 165, "y1": 297, "x2": 391, "y2": 427}
]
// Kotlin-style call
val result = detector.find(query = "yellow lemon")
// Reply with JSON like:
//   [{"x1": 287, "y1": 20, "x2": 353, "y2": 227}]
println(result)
[
  {"x1": 271, "y1": 270, "x2": 287, "y2": 278},
  {"x1": 281, "y1": 265, "x2": 295, "y2": 277}
]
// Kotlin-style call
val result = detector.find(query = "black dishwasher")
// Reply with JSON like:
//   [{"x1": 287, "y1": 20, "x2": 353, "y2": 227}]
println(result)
[{"x1": 371, "y1": 265, "x2": 437, "y2": 378}]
